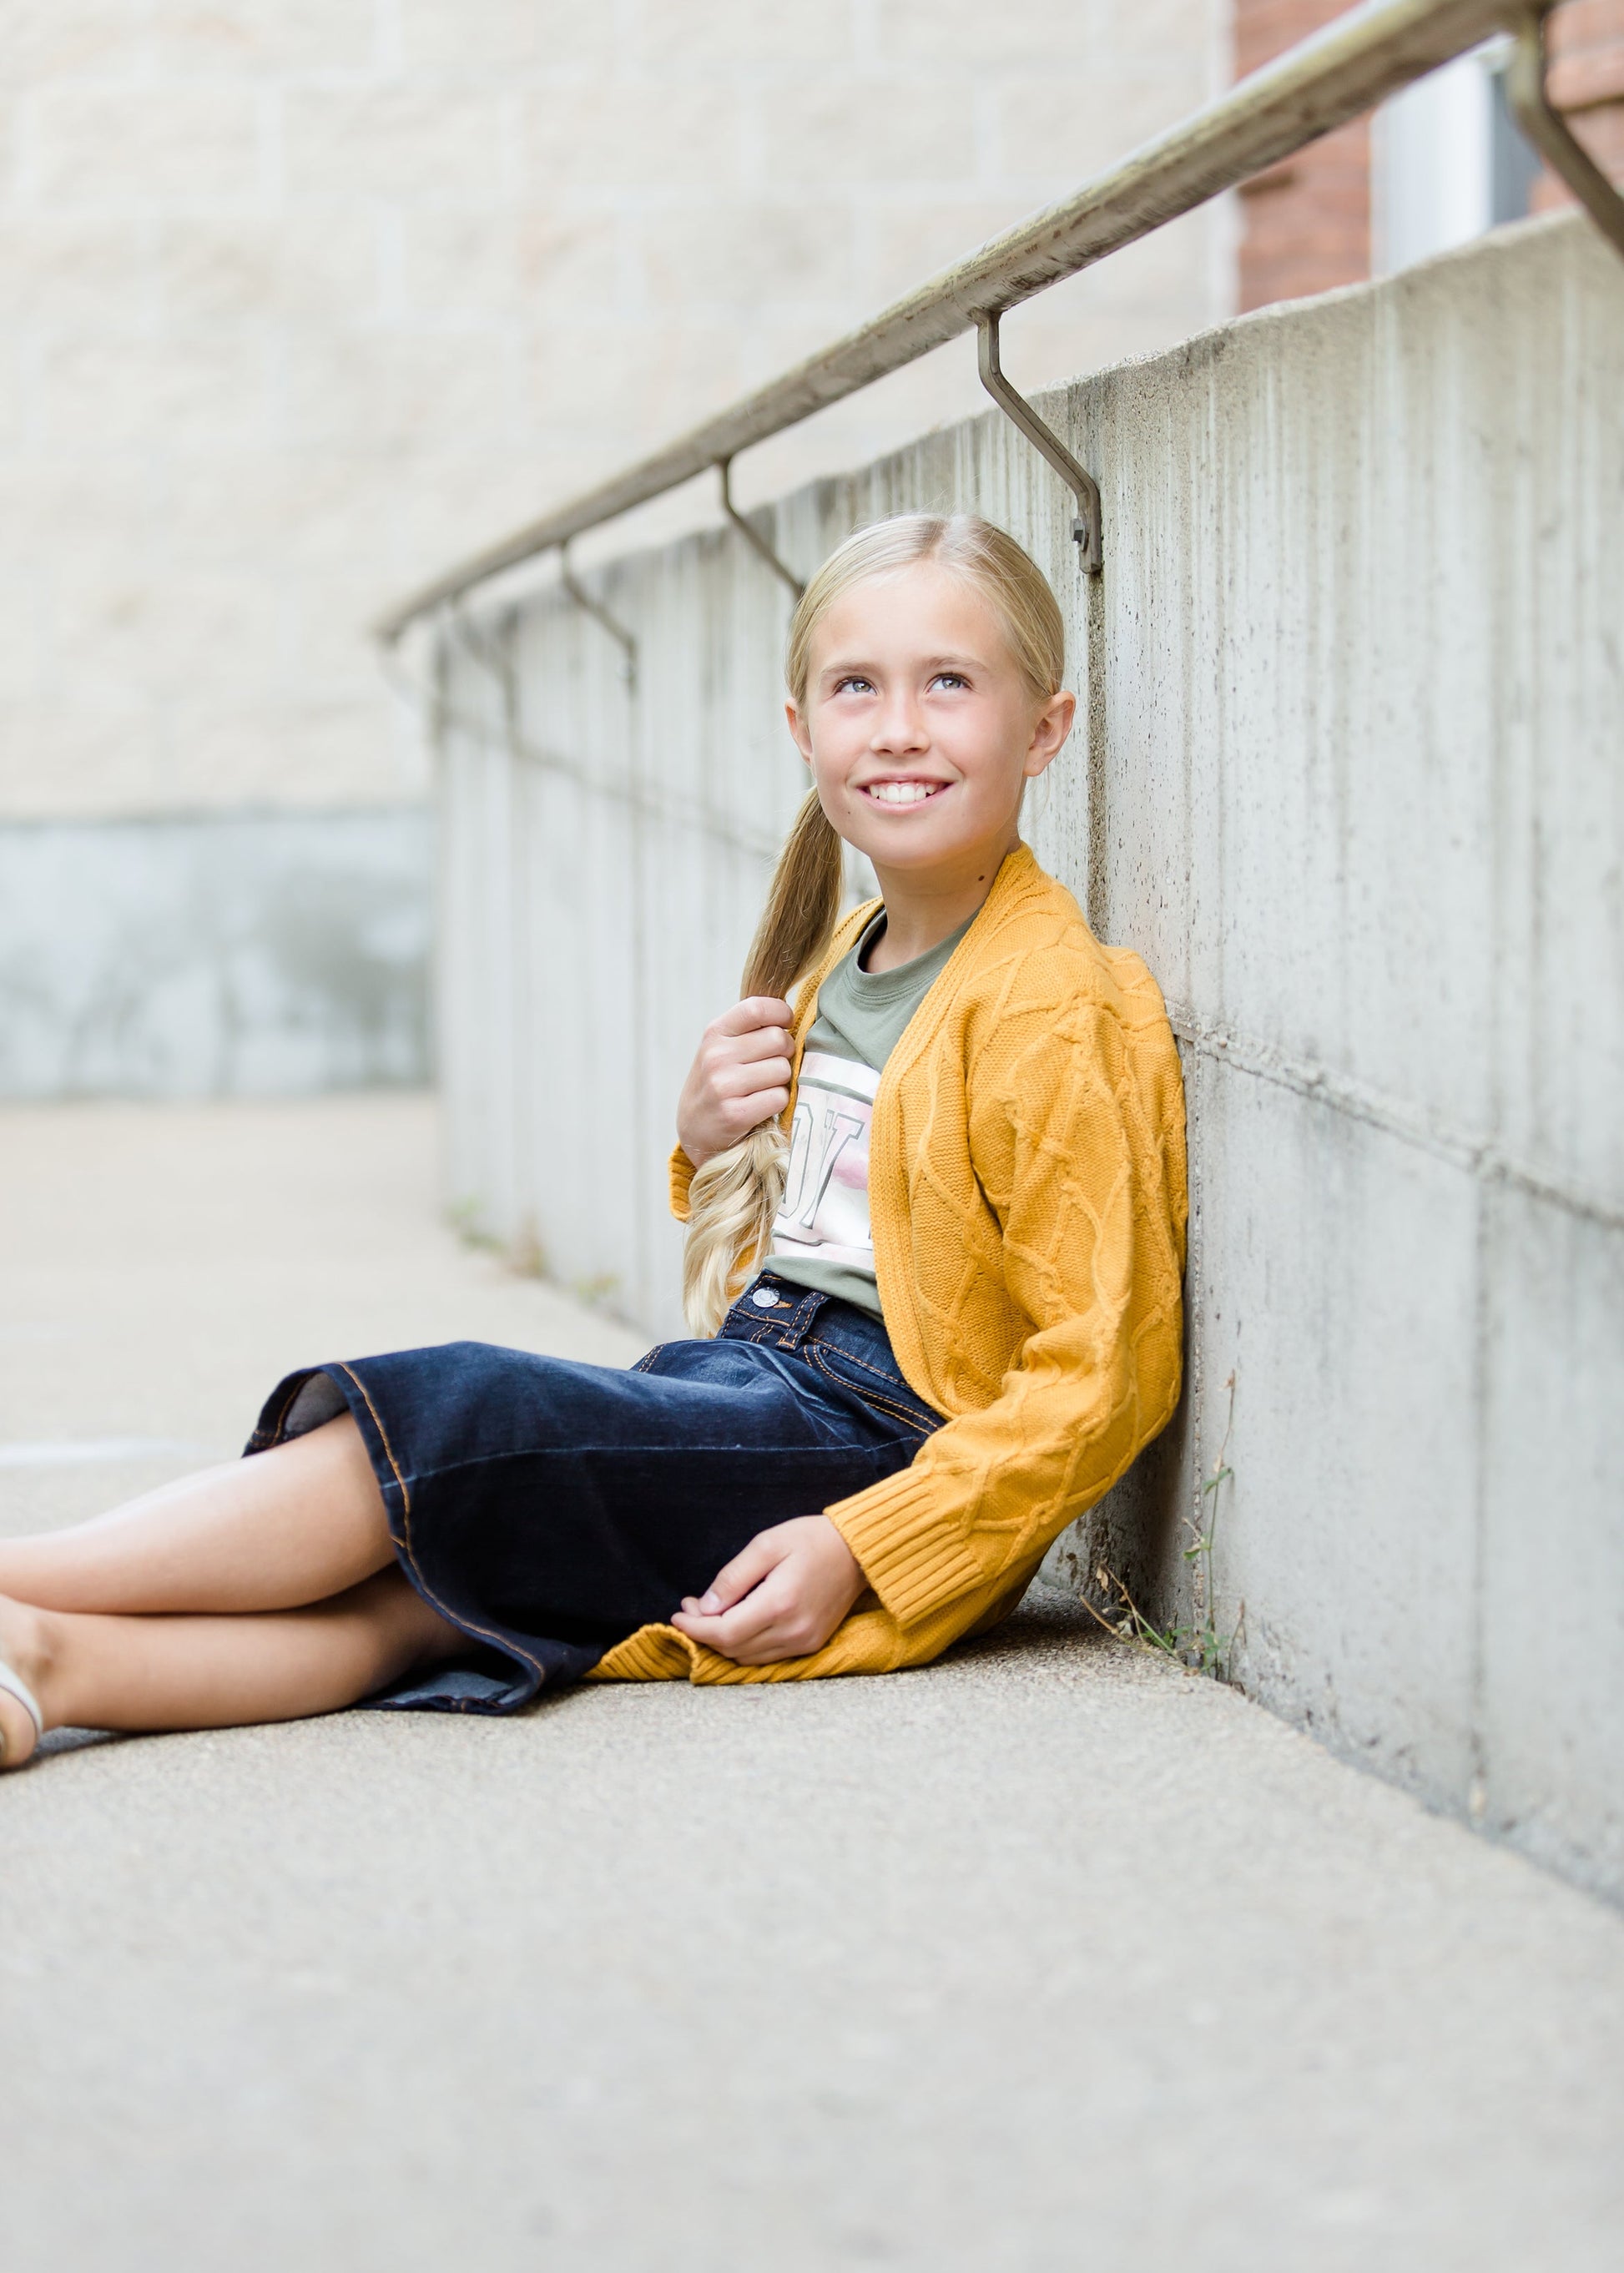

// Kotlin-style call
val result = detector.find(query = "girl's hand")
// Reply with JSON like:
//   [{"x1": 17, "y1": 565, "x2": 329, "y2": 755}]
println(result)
[
  {"x1": 670, "y1": 1515, "x2": 865, "y2": 1665},
  {"x1": 676, "y1": 997, "x2": 794, "y2": 1170}
]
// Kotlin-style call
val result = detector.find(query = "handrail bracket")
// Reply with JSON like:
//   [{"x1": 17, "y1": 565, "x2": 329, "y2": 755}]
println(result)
[
  {"x1": 717, "y1": 461, "x2": 805, "y2": 598},
  {"x1": 558, "y1": 543, "x2": 638, "y2": 688},
  {"x1": 976, "y1": 310, "x2": 1103, "y2": 575},
  {"x1": 1506, "y1": 8, "x2": 1624, "y2": 266}
]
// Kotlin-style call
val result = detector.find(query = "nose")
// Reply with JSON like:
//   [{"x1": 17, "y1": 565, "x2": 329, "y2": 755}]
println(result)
[{"x1": 870, "y1": 688, "x2": 929, "y2": 755}]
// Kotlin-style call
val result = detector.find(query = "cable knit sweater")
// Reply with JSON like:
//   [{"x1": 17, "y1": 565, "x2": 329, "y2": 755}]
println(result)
[{"x1": 588, "y1": 842, "x2": 1188, "y2": 1686}]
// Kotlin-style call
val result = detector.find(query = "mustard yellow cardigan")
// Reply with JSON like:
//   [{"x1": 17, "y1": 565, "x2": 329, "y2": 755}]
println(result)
[{"x1": 588, "y1": 843, "x2": 1188, "y2": 1686}]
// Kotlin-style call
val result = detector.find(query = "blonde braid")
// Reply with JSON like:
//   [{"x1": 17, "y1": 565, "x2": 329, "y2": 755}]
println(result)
[{"x1": 681, "y1": 789, "x2": 844, "y2": 1334}]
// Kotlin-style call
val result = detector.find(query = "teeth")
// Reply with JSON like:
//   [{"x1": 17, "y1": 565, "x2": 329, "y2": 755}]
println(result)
[{"x1": 869, "y1": 781, "x2": 941, "y2": 804}]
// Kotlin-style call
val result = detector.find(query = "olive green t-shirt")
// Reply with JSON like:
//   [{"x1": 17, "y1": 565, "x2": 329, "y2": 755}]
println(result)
[{"x1": 766, "y1": 909, "x2": 972, "y2": 1322}]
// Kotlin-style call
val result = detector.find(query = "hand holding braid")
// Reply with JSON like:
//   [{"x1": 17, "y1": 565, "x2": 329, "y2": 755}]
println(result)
[
  {"x1": 675, "y1": 996, "x2": 795, "y2": 1172},
  {"x1": 681, "y1": 789, "x2": 843, "y2": 1334}
]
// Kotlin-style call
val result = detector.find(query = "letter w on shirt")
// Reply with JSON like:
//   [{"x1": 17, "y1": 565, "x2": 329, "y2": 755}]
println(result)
[{"x1": 770, "y1": 1050, "x2": 878, "y2": 1270}]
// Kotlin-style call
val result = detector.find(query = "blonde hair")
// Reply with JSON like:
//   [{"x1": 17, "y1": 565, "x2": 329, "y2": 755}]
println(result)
[{"x1": 681, "y1": 512, "x2": 1067, "y2": 1335}]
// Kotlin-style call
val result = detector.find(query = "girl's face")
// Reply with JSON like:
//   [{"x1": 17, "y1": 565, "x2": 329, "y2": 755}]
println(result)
[{"x1": 785, "y1": 562, "x2": 1074, "y2": 883}]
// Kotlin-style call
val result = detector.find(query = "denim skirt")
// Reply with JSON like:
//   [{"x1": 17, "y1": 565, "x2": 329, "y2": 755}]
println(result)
[{"x1": 245, "y1": 1273, "x2": 941, "y2": 1712}]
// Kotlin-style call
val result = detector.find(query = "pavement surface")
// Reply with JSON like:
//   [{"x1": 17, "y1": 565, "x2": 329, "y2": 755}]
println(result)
[{"x1": 3, "y1": 1096, "x2": 1622, "y2": 2273}]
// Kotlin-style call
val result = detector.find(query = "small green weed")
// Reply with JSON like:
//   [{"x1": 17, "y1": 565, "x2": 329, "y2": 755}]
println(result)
[
  {"x1": 1086, "y1": 1371, "x2": 1245, "y2": 1681},
  {"x1": 449, "y1": 1201, "x2": 552, "y2": 1282},
  {"x1": 506, "y1": 1218, "x2": 548, "y2": 1278},
  {"x1": 447, "y1": 1196, "x2": 500, "y2": 1250}
]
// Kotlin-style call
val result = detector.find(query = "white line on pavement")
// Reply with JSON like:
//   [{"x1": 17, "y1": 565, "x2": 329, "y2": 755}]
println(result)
[{"x1": 0, "y1": 1439, "x2": 212, "y2": 1469}]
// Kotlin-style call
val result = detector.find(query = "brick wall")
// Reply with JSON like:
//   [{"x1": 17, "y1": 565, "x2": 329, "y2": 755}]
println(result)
[
  {"x1": 1234, "y1": 0, "x2": 1370, "y2": 312},
  {"x1": 0, "y1": 0, "x2": 1230, "y2": 825},
  {"x1": 1234, "y1": 0, "x2": 1624, "y2": 315}
]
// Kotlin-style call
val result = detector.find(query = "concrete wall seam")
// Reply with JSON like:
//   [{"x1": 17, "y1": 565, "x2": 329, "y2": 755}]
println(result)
[{"x1": 1168, "y1": 1007, "x2": 1624, "y2": 1234}]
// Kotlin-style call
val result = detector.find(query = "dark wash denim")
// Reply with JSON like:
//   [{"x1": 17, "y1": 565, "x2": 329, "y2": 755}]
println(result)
[{"x1": 246, "y1": 1273, "x2": 941, "y2": 1712}]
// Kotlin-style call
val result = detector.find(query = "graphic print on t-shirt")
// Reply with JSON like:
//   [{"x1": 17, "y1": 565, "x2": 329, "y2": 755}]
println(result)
[{"x1": 769, "y1": 1049, "x2": 878, "y2": 1271}]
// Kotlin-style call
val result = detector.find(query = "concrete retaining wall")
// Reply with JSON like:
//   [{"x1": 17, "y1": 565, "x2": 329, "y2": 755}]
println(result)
[
  {"x1": 0, "y1": 809, "x2": 431, "y2": 1097},
  {"x1": 431, "y1": 213, "x2": 1624, "y2": 1902}
]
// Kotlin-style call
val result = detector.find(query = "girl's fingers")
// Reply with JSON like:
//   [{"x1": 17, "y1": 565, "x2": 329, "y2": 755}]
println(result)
[
  {"x1": 673, "y1": 1567, "x2": 831, "y2": 1664},
  {"x1": 711, "y1": 1056, "x2": 793, "y2": 1098},
  {"x1": 697, "y1": 1532, "x2": 785, "y2": 1615},
  {"x1": 669, "y1": 1518, "x2": 855, "y2": 1663},
  {"x1": 729, "y1": 1024, "x2": 794, "y2": 1066},
  {"x1": 670, "y1": 1601, "x2": 793, "y2": 1664},
  {"x1": 668, "y1": 1595, "x2": 767, "y2": 1646},
  {"x1": 714, "y1": 997, "x2": 794, "y2": 1037},
  {"x1": 688, "y1": 1090, "x2": 789, "y2": 1162},
  {"x1": 726, "y1": 1090, "x2": 790, "y2": 1133}
]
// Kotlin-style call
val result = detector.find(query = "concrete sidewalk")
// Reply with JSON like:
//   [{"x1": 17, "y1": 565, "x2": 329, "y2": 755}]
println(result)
[{"x1": 3, "y1": 1098, "x2": 1621, "y2": 2272}]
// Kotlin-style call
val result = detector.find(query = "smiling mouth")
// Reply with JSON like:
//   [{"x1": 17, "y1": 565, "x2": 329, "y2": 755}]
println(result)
[{"x1": 862, "y1": 780, "x2": 948, "y2": 807}]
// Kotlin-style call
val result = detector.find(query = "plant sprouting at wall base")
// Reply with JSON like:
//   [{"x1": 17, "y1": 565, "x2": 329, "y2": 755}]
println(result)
[{"x1": 1086, "y1": 1371, "x2": 1243, "y2": 1681}]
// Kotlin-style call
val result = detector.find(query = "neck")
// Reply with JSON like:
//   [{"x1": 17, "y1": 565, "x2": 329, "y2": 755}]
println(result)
[{"x1": 865, "y1": 828, "x2": 1021, "y2": 973}]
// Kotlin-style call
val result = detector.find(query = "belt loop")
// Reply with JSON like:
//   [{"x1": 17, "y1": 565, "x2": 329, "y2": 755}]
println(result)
[{"x1": 774, "y1": 1284, "x2": 827, "y2": 1352}]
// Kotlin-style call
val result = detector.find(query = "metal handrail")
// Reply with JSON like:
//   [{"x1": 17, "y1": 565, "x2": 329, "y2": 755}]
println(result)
[{"x1": 376, "y1": 0, "x2": 1571, "y2": 642}]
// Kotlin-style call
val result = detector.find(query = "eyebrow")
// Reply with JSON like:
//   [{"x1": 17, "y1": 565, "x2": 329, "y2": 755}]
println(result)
[{"x1": 819, "y1": 652, "x2": 991, "y2": 677}]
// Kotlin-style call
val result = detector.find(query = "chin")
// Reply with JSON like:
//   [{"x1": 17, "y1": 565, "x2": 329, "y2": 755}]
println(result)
[{"x1": 855, "y1": 830, "x2": 961, "y2": 873}]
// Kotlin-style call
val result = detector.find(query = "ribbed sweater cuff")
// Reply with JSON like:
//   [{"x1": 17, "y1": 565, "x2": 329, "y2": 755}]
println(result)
[
  {"x1": 668, "y1": 1145, "x2": 695, "y2": 1222},
  {"x1": 825, "y1": 1469, "x2": 986, "y2": 1630}
]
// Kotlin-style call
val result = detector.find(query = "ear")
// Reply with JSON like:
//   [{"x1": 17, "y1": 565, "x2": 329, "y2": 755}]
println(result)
[
  {"x1": 784, "y1": 698, "x2": 815, "y2": 767},
  {"x1": 1022, "y1": 688, "x2": 1076, "y2": 783}
]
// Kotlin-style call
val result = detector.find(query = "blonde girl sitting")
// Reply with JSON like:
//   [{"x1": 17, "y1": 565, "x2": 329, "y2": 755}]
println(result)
[{"x1": 0, "y1": 514, "x2": 1186, "y2": 1766}]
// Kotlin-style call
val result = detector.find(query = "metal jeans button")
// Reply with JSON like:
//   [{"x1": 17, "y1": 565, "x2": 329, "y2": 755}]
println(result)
[{"x1": 750, "y1": 1285, "x2": 779, "y2": 1308}]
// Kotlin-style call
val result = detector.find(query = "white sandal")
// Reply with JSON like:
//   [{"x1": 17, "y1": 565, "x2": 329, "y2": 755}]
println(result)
[{"x1": 0, "y1": 1658, "x2": 43, "y2": 1767}]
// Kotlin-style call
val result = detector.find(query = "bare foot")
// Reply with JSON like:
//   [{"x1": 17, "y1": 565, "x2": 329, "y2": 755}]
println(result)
[{"x1": 0, "y1": 1595, "x2": 48, "y2": 1769}]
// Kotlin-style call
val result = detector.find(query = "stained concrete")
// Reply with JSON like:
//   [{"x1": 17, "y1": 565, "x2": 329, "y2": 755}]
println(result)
[{"x1": 3, "y1": 1096, "x2": 1623, "y2": 2272}]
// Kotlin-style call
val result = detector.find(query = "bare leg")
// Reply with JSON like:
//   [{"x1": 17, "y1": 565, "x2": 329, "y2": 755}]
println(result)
[
  {"x1": 0, "y1": 1415, "x2": 395, "y2": 1615},
  {"x1": 0, "y1": 1571, "x2": 466, "y2": 1767}
]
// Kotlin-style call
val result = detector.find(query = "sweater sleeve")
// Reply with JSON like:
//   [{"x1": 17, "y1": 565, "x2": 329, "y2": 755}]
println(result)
[
  {"x1": 668, "y1": 1143, "x2": 696, "y2": 1223},
  {"x1": 824, "y1": 1002, "x2": 1185, "y2": 1632}
]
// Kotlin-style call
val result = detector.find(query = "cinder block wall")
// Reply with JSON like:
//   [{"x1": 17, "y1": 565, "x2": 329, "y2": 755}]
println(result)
[
  {"x1": 431, "y1": 214, "x2": 1624, "y2": 1903},
  {"x1": 0, "y1": 0, "x2": 1228, "y2": 1096}
]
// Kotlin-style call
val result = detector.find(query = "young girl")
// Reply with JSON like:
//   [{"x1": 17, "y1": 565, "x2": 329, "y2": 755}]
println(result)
[{"x1": 0, "y1": 514, "x2": 1187, "y2": 1767}]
